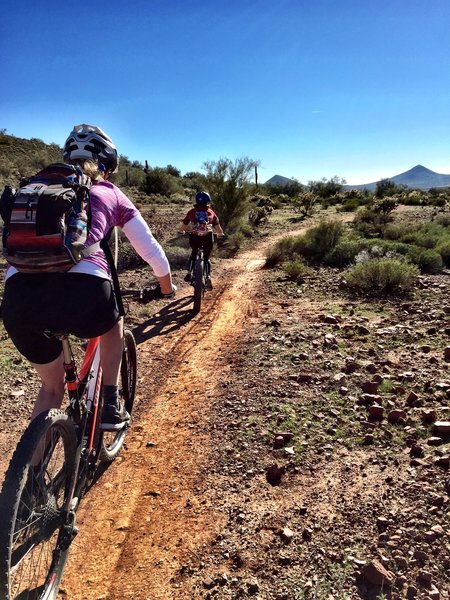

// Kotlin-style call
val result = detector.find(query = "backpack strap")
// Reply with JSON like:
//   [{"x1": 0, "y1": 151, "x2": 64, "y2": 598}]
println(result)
[
  {"x1": 100, "y1": 231, "x2": 125, "y2": 317},
  {"x1": 79, "y1": 241, "x2": 101, "y2": 258}
]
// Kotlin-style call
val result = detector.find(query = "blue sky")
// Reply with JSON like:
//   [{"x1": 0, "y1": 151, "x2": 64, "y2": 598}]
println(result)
[{"x1": 1, "y1": 0, "x2": 450, "y2": 185}]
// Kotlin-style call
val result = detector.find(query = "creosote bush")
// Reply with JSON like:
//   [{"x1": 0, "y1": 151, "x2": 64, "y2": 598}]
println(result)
[
  {"x1": 344, "y1": 258, "x2": 419, "y2": 295},
  {"x1": 281, "y1": 255, "x2": 312, "y2": 281},
  {"x1": 265, "y1": 219, "x2": 345, "y2": 267}
]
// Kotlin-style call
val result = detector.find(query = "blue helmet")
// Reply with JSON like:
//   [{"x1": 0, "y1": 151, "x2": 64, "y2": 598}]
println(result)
[{"x1": 195, "y1": 191, "x2": 211, "y2": 206}]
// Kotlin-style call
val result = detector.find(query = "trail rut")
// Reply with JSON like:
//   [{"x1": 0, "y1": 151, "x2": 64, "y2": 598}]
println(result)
[{"x1": 60, "y1": 244, "x2": 269, "y2": 599}]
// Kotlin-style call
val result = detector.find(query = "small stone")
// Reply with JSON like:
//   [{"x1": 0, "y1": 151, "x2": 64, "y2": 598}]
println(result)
[
  {"x1": 395, "y1": 556, "x2": 408, "y2": 570},
  {"x1": 409, "y1": 444, "x2": 424, "y2": 458},
  {"x1": 434, "y1": 455, "x2": 450, "y2": 468},
  {"x1": 266, "y1": 464, "x2": 285, "y2": 486},
  {"x1": 361, "y1": 559, "x2": 394, "y2": 586},
  {"x1": 376, "y1": 517, "x2": 390, "y2": 530},
  {"x1": 368, "y1": 404, "x2": 384, "y2": 420},
  {"x1": 406, "y1": 390, "x2": 419, "y2": 405},
  {"x1": 407, "y1": 585, "x2": 418, "y2": 599},
  {"x1": 430, "y1": 525, "x2": 445, "y2": 537},
  {"x1": 361, "y1": 381, "x2": 379, "y2": 394},
  {"x1": 422, "y1": 530, "x2": 438, "y2": 543},
  {"x1": 444, "y1": 346, "x2": 450, "y2": 362},
  {"x1": 388, "y1": 409, "x2": 407, "y2": 424},
  {"x1": 433, "y1": 421, "x2": 450, "y2": 435},
  {"x1": 279, "y1": 527, "x2": 294, "y2": 543},
  {"x1": 247, "y1": 578, "x2": 260, "y2": 595},
  {"x1": 413, "y1": 549, "x2": 429, "y2": 562},
  {"x1": 417, "y1": 570, "x2": 433, "y2": 584},
  {"x1": 203, "y1": 577, "x2": 215, "y2": 590},
  {"x1": 273, "y1": 435, "x2": 285, "y2": 449},
  {"x1": 358, "y1": 393, "x2": 382, "y2": 406},
  {"x1": 422, "y1": 409, "x2": 437, "y2": 424},
  {"x1": 427, "y1": 437, "x2": 443, "y2": 446}
]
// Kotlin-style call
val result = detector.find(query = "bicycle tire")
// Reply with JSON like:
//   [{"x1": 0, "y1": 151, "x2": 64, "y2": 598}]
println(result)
[
  {"x1": 192, "y1": 253, "x2": 203, "y2": 314},
  {"x1": 99, "y1": 329, "x2": 137, "y2": 463},
  {"x1": 0, "y1": 409, "x2": 77, "y2": 600}
]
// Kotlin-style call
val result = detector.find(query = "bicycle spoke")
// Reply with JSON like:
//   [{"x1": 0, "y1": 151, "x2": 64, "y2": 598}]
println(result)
[{"x1": 0, "y1": 410, "x2": 76, "y2": 599}]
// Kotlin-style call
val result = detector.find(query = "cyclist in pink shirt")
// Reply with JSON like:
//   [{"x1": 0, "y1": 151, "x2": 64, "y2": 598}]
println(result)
[{"x1": 2, "y1": 125, "x2": 175, "y2": 430}]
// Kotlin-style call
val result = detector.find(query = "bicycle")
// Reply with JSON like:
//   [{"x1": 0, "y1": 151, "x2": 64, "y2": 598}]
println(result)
[
  {"x1": 0, "y1": 284, "x2": 163, "y2": 600},
  {"x1": 185, "y1": 233, "x2": 224, "y2": 315}
]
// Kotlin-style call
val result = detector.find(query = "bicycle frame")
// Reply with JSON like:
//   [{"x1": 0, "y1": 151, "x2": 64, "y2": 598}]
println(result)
[{"x1": 60, "y1": 336, "x2": 102, "y2": 506}]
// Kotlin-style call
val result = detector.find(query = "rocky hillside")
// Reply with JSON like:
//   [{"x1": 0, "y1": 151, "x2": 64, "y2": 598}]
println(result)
[{"x1": 0, "y1": 131, "x2": 63, "y2": 188}]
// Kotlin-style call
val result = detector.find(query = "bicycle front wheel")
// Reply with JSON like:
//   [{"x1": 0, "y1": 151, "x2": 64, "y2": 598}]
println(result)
[
  {"x1": 0, "y1": 409, "x2": 77, "y2": 600},
  {"x1": 193, "y1": 254, "x2": 204, "y2": 314},
  {"x1": 100, "y1": 329, "x2": 137, "y2": 463}
]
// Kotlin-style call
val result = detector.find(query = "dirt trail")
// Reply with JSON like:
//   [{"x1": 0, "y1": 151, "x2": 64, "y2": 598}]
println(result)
[{"x1": 59, "y1": 233, "x2": 283, "y2": 599}]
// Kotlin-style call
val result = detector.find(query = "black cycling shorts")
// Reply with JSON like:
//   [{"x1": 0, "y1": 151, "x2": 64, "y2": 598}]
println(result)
[{"x1": 2, "y1": 273, "x2": 120, "y2": 364}]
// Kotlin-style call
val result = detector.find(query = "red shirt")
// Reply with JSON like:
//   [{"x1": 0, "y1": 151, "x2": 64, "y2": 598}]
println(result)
[{"x1": 183, "y1": 207, "x2": 219, "y2": 235}]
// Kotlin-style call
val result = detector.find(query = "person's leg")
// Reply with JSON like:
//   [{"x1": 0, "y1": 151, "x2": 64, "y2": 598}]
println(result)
[
  {"x1": 100, "y1": 317, "x2": 124, "y2": 386},
  {"x1": 203, "y1": 235, "x2": 214, "y2": 288},
  {"x1": 185, "y1": 235, "x2": 199, "y2": 281},
  {"x1": 99, "y1": 318, "x2": 129, "y2": 430},
  {"x1": 30, "y1": 353, "x2": 65, "y2": 420}
]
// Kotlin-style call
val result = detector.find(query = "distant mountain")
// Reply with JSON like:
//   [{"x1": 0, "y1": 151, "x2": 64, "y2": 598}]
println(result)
[
  {"x1": 346, "y1": 165, "x2": 450, "y2": 191},
  {"x1": 265, "y1": 174, "x2": 298, "y2": 187}
]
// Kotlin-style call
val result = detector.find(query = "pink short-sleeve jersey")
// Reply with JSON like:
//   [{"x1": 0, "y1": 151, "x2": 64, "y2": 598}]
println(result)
[{"x1": 81, "y1": 180, "x2": 139, "y2": 273}]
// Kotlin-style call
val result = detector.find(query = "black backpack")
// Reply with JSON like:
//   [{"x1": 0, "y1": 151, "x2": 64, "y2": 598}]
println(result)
[{"x1": 0, "y1": 163, "x2": 100, "y2": 273}]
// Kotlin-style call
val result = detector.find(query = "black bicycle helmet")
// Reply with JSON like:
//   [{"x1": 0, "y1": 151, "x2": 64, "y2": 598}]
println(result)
[
  {"x1": 195, "y1": 191, "x2": 211, "y2": 206},
  {"x1": 63, "y1": 124, "x2": 119, "y2": 173}
]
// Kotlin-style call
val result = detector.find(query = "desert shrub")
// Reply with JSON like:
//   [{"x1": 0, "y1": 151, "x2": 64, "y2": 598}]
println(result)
[
  {"x1": 219, "y1": 230, "x2": 246, "y2": 257},
  {"x1": 399, "y1": 223, "x2": 447, "y2": 249},
  {"x1": 266, "y1": 219, "x2": 345, "y2": 267},
  {"x1": 415, "y1": 249, "x2": 443, "y2": 273},
  {"x1": 265, "y1": 236, "x2": 298, "y2": 267},
  {"x1": 308, "y1": 176, "x2": 346, "y2": 199},
  {"x1": 344, "y1": 258, "x2": 419, "y2": 295},
  {"x1": 435, "y1": 197, "x2": 447, "y2": 207},
  {"x1": 400, "y1": 191, "x2": 424, "y2": 206},
  {"x1": 324, "y1": 238, "x2": 365, "y2": 267},
  {"x1": 434, "y1": 214, "x2": 450, "y2": 227},
  {"x1": 353, "y1": 207, "x2": 393, "y2": 237},
  {"x1": 141, "y1": 168, "x2": 182, "y2": 196},
  {"x1": 338, "y1": 198, "x2": 361, "y2": 212},
  {"x1": 399, "y1": 231, "x2": 436, "y2": 249},
  {"x1": 202, "y1": 156, "x2": 258, "y2": 229},
  {"x1": 163, "y1": 245, "x2": 191, "y2": 270},
  {"x1": 249, "y1": 206, "x2": 270, "y2": 226},
  {"x1": 383, "y1": 223, "x2": 412, "y2": 241},
  {"x1": 117, "y1": 241, "x2": 146, "y2": 271},
  {"x1": 375, "y1": 179, "x2": 406, "y2": 198},
  {"x1": 292, "y1": 191, "x2": 318, "y2": 217},
  {"x1": 281, "y1": 255, "x2": 312, "y2": 281},
  {"x1": 436, "y1": 239, "x2": 450, "y2": 266},
  {"x1": 373, "y1": 196, "x2": 398, "y2": 214},
  {"x1": 301, "y1": 219, "x2": 345, "y2": 261}
]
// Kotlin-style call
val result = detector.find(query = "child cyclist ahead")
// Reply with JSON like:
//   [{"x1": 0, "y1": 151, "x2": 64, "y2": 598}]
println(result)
[{"x1": 178, "y1": 191, "x2": 224, "y2": 289}]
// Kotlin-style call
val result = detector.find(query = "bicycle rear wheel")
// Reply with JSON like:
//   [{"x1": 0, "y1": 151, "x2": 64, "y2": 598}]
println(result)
[
  {"x1": 192, "y1": 253, "x2": 204, "y2": 314},
  {"x1": 0, "y1": 409, "x2": 77, "y2": 600},
  {"x1": 100, "y1": 329, "x2": 137, "y2": 463}
]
